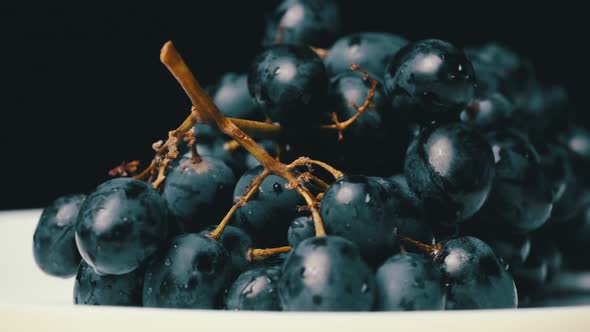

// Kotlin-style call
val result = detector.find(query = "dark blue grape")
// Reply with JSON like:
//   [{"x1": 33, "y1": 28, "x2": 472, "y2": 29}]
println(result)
[
  {"x1": 404, "y1": 123, "x2": 495, "y2": 226},
  {"x1": 320, "y1": 175, "x2": 402, "y2": 264},
  {"x1": 375, "y1": 253, "x2": 445, "y2": 311},
  {"x1": 225, "y1": 265, "x2": 282, "y2": 311},
  {"x1": 484, "y1": 233, "x2": 530, "y2": 269},
  {"x1": 199, "y1": 225, "x2": 253, "y2": 277},
  {"x1": 543, "y1": 243, "x2": 563, "y2": 284},
  {"x1": 287, "y1": 216, "x2": 315, "y2": 247},
  {"x1": 553, "y1": 204, "x2": 590, "y2": 270},
  {"x1": 521, "y1": 84, "x2": 571, "y2": 137},
  {"x1": 325, "y1": 32, "x2": 408, "y2": 78},
  {"x1": 33, "y1": 194, "x2": 85, "y2": 277},
  {"x1": 143, "y1": 234, "x2": 231, "y2": 309},
  {"x1": 194, "y1": 143, "x2": 250, "y2": 176},
  {"x1": 528, "y1": 271, "x2": 590, "y2": 308},
  {"x1": 384, "y1": 39, "x2": 476, "y2": 127},
  {"x1": 434, "y1": 236, "x2": 517, "y2": 309},
  {"x1": 535, "y1": 140, "x2": 570, "y2": 203},
  {"x1": 548, "y1": 127, "x2": 590, "y2": 224},
  {"x1": 471, "y1": 130, "x2": 553, "y2": 233},
  {"x1": 233, "y1": 166, "x2": 303, "y2": 247},
  {"x1": 248, "y1": 44, "x2": 329, "y2": 126},
  {"x1": 327, "y1": 71, "x2": 390, "y2": 140},
  {"x1": 323, "y1": 71, "x2": 396, "y2": 174},
  {"x1": 161, "y1": 156, "x2": 235, "y2": 234},
  {"x1": 558, "y1": 126, "x2": 590, "y2": 172},
  {"x1": 195, "y1": 73, "x2": 265, "y2": 144},
  {"x1": 549, "y1": 176, "x2": 590, "y2": 226},
  {"x1": 210, "y1": 73, "x2": 266, "y2": 121},
  {"x1": 279, "y1": 236, "x2": 375, "y2": 311},
  {"x1": 381, "y1": 175, "x2": 434, "y2": 246},
  {"x1": 511, "y1": 237, "x2": 562, "y2": 304},
  {"x1": 460, "y1": 93, "x2": 514, "y2": 129},
  {"x1": 75, "y1": 178, "x2": 168, "y2": 275},
  {"x1": 74, "y1": 260, "x2": 143, "y2": 306},
  {"x1": 263, "y1": 0, "x2": 341, "y2": 48},
  {"x1": 465, "y1": 42, "x2": 535, "y2": 109}
]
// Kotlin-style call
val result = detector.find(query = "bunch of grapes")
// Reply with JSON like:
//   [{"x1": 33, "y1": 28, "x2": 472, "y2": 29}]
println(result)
[{"x1": 33, "y1": 0, "x2": 589, "y2": 311}]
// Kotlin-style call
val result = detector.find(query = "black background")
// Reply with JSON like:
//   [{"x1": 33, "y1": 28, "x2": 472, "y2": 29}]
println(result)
[{"x1": 2, "y1": 2, "x2": 589, "y2": 210}]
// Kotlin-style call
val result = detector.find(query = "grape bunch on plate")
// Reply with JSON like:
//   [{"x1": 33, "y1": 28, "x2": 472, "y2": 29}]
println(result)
[{"x1": 32, "y1": 0, "x2": 590, "y2": 311}]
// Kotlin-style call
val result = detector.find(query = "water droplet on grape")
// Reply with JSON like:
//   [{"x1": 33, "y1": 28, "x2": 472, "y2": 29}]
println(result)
[
  {"x1": 164, "y1": 258, "x2": 172, "y2": 266},
  {"x1": 365, "y1": 193, "x2": 371, "y2": 203},
  {"x1": 273, "y1": 182, "x2": 283, "y2": 193},
  {"x1": 299, "y1": 267, "x2": 306, "y2": 276},
  {"x1": 361, "y1": 283, "x2": 369, "y2": 293}
]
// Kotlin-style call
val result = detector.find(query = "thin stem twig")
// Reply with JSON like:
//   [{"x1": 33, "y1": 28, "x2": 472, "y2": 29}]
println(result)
[
  {"x1": 208, "y1": 169, "x2": 270, "y2": 240},
  {"x1": 320, "y1": 64, "x2": 378, "y2": 141},
  {"x1": 247, "y1": 246, "x2": 292, "y2": 262},
  {"x1": 288, "y1": 157, "x2": 344, "y2": 180}
]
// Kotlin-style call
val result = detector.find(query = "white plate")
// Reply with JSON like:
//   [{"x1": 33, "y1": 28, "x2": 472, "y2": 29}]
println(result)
[{"x1": 1, "y1": 209, "x2": 590, "y2": 332}]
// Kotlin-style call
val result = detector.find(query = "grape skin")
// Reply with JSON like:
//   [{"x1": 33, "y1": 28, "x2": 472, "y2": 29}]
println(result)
[
  {"x1": 33, "y1": 194, "x2": 85, "y2": 278},
  {"x1": 75, "y1": 178, "x2": 168, "y2": 275}
]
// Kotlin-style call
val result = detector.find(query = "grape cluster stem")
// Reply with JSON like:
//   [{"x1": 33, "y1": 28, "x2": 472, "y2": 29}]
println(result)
[
  {"x1": 159, "y1": 41, "x2": 330, "y2": 237},
  {"x1": 132, "y1": 42, "x2": 372, "y2": 243}
]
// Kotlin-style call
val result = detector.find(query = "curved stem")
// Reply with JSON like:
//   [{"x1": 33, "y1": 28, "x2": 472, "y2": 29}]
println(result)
[
  {"x1": 209, "y1": 169, "x2": 270, "y2": 240},
  {"x1": 161, "y1": 41, "x2": 327, "y2": 237},
  {"x1": 288, "y1": 157, "x2": 344, "y2": 180},
  {"x1": 247, "y1": 246, "x2": 292, "y2": 262},
  {"x1": 320, "y1": 64, "x2": 378, "y2": 141},
  {"x1": 296, "y1": 172, "x2": 330, "y2": 191},
  {"x1": 294, "y1": 187, "x2": 325, "y2": 236},
  {"x1": 133, "y1": 160, "x2": 156, "y2": 180}
]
